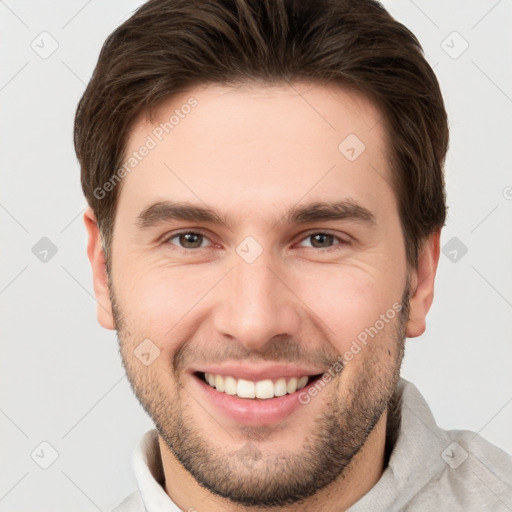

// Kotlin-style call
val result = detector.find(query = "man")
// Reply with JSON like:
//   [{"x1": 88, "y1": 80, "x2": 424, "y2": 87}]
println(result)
[{"x1": 74, "y1": 0, "x2": 512, "y2": 510}]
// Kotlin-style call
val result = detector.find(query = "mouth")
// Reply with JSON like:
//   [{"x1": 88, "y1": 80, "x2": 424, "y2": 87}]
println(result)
[
  {"x1": 188, "y1": 363, "x2": 332, "y2": 425},
  {"x1": 195, "y1": 371, "x2": 324, "y2": 400}
]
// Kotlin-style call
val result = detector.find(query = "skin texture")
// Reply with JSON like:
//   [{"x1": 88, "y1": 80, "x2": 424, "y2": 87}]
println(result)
[{"x1": 85, "y1": 82, "x2": 440, "y2": 511}]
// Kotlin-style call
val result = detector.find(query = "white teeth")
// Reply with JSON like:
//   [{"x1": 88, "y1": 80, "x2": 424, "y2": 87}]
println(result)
[
  {"x1": 203, "y1": 372, "x2": 314, "y2": 399},
  {"x1": 224, "y1": 376, "x2": 237, "y2": 395},
  {"x1": 274, "y1": 378, "x2": 287, "y2": 397},
  {"x1": 255, "y1": 379, "x2": 274, "y2": 399},
  {"x1": 297, "y1": 376, "x2": 308, "y2": 390},
  {"x1": 287, "y1": 377, "x2": 298, "y2": 394},
  {"x1": 237, "y1": 379, "x2": 255, "y2": 398},
  {"x1": 215, "y1": 374, "x2": 225, "y2": 392}
]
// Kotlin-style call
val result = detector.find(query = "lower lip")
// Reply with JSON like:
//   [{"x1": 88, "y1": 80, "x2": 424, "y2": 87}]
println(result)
[{"x1": 189, "y1": 373, "x2": 321, "y2": 426}]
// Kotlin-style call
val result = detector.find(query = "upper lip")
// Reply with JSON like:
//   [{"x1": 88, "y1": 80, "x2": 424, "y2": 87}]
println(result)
[{"x1": 190, "y1": 363, "x2": 325, "y2": 381}]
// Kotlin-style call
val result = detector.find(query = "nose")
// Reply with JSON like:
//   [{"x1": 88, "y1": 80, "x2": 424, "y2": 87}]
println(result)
[{"x1": 212, "y1": 249, "x2": 301, "y2": 353}]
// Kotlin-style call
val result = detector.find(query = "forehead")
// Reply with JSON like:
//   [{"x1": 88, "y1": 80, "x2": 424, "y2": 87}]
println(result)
[
  {"x1": 118, "y1": 82, "x2": 395, "y2": 224},
  {"x1": 137, "y1": 81, "x2": 389, "y2": 154}
]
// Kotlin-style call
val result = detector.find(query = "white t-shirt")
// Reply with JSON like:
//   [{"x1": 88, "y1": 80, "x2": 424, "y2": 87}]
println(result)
[{"x1": 112, "y1": 378, "x2": 512, "y2": 511}]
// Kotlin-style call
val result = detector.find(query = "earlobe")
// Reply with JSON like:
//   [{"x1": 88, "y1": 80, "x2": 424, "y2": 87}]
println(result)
[
  {"x1": 84, "y1": 208, "x2": 115, "y2": 330},
  {"x1": 405, "y1": 229, "x2": 441, "y2": 338}
]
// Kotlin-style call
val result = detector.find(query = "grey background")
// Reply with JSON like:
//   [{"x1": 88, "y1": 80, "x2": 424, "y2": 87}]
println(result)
[{"x1": 1, "y1": 0, "x2": 511, "y2": 510}]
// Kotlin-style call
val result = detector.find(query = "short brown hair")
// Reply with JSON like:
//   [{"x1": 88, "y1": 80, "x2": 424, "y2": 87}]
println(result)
[{"x1": 74, "y1": 0, "x2": 448, "y2": 268}]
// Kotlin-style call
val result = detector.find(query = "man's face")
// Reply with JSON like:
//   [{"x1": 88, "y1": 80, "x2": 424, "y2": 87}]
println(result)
[{"x1": 95, "y1": 83, "x2": 415, "y2": 506}]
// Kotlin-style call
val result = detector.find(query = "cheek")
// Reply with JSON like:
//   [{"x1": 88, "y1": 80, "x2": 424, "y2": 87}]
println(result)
[
  {"x1": 291, "y1": 262, "x2": 402, "y2": 350},
  {"x1": 112, "y1": 261, "x2": 219, "y2": 350}
]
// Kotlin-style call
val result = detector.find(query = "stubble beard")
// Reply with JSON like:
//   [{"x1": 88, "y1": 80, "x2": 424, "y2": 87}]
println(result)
[{"x1": 112, "y1": 281, "x2": 409, "y2": 508}]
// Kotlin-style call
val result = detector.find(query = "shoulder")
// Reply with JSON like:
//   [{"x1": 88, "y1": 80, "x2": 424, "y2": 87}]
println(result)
[
  {"x1": 394, "y1": 379, "x2": 512, "y2": 510},
  {"x1": 444, "y1": 428, "x2": 512, "y2": 490},
  {"x1": 409, "y1": 428, "x2": 512, "y2": 511}
]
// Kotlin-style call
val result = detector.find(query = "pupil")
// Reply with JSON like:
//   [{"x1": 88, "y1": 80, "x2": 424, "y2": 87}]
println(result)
[
  {"x1": 181, "y1": 233, "x2": 202, "y2": 248},
  {"x1": 312, "y1": 234, "x2": 333, "y2": 248}
]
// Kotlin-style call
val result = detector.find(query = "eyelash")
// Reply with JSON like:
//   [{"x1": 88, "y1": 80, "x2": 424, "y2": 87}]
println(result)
[{"x1": 163, "y1": 230, "x2": 350, "y2": 252}]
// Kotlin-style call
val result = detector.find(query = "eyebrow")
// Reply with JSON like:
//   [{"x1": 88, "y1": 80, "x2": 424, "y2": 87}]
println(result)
[{"x1": 136, "y1": 199, "x2": 376, "y2": 231}]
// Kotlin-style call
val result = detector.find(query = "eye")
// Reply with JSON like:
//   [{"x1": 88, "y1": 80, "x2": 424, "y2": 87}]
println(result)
[
  {"x1": 297, "y1": 232, "x2": 347, "y2": 249},
  {"x1": 166, "y1": 231, "x2": 212, "y2": 249}
]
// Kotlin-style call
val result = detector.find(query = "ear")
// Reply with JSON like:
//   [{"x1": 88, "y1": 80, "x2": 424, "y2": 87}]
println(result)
[
  {"x1": 84, "y1": 208, "x2": 115, "y2": 330},
  {"x1": 406, "y1": 229, "x2": 441, "y2": 338}
]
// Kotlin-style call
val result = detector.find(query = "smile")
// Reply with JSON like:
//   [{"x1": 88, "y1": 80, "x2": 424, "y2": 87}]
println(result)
[{"x1": 200, "y1": 372, "x2": 322, "y2": 399}]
